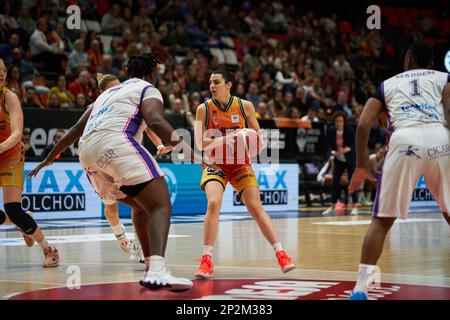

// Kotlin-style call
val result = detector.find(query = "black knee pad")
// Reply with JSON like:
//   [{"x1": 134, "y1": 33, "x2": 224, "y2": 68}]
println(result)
[
  {"x1": 4, "y1": 203, "x2": 37, "y2": 235},
  {"x1": 0, "y1": 210, "x2": 5, "y2": 225}
]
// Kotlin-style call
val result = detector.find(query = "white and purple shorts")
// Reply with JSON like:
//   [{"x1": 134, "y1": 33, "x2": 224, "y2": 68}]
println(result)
[
  {"x1": 78, "y1": 131, "x2": 163, "y2": 204},
  {"x1": 373, "y1": 124, "x2": 450, "y2": 219}
]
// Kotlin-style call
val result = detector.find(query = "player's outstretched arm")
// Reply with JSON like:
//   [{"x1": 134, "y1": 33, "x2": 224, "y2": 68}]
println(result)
[
  {"x1": 443, "y1": 83, "x2": 450, "y2": 128},
  {"x1": 28, "y1": 105, "x2": 94, "y2": 178},
  {"x1": 0, "y1": 91, "x2": 23, "y2": 155}
]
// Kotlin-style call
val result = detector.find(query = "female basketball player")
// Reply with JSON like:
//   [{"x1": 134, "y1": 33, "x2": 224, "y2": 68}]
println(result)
[
  {"x1": 0, "y1": 58, "x2": 59, "y2": 267},
  {"x1": 193, "y1": 69, "x2": 296, "y2": 279}
]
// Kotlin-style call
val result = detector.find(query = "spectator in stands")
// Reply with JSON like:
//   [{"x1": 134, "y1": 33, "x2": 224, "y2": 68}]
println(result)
[
  {"x1": 22, "y1": 86, "x2": 44, "y2": 109},
  {"x1": 0, "y1": 1, "x2": 19, "y2": 34},
  {"x1": 69, "y1": 70, "x2": 91, "y2": 100},
  {"x1": 41, "y1": 129, "x2": 73, "y2": 160},
  {"x1": 48, "y1": 75, "x2": 74, "y2": 109},
  {"x1": 246, "y1": 82, "x2": 261, "y2": 107},
  {"x1": 301, "y1": 107, "x2": 320, "y2": 123},
  {"x1": 5, "y1": 47, "x2": 37, "y2": 81},
  {"x1": 7, "y1": 65, "x2": 25, "y2": 103},
  {"x1": 333, "y1": 90, "x2": 354, "y2": 119},
  {"x1": 257, "y1": 72, "x2": 272, "y2": 97},
  {"x1": 16, "y1": 4, "x2": 35, "y2": 36},
  {"x1": 29, "y1": 18, "x2": 66, "y2": 74},
  {"x1": 323, "y1": 111, "x2": 359, "y2": 215},
  {"x1": 243, "y1": 46, "x2": 262, "y2": 74},
  {"x1": 292, "y1": 87, "x2": 308, "y2": 116},
  {"x1": 184, "y1": 15, "x2": 207, "y2": 48},
  {"x1": 23, "y1": 73, "x2": 49, "y2": 96},
  {"x1": 67, "y1": 39, "x2": 89, "y2": 77},
  {"x1": 168, "y1": 98, "x2": 191, "y2": 130},
  {"x1": 332, "y1": 53, "x2": 353, "y2": 81},
  {"x1": 98, "y1": 54, "x2": 120, "y2": 78},
  {"x1": 74, "y1": 93, "x2": 87, "y2": 109},
  {"x1": 288, "y1": 107, "x2": 301, "y2": 119},
  {"x1": 168, "y1": 23, "x2": 190, "y2": 53},
  {"x1": 22, "y1": 128, "x2": 37, "y2": 159},
  {"x1": 256, "y1": 101, "x2": 272, "y2": 119},
  {"x1": 235, "y1": 83, "x2": 245, "y2": 98},
  {"x1": 101, "y1": 4, "x2": 125, "y2": 35},
  {"x1": 0, "y1": 33, "x2": 21, "y2": 59},
  {"x1": 169, "y1": 81, "x2": 189, "y2": 112},
  {"x1": 47, "y1": 92, "x2": 61, "y2": 109},
  {"x1": 284, "y1": 91, "x2": 294, "y2": 109},
  {"x1": 137, "y1": 32, "x2": 152, "y2": 54},
  {"x1": 87, "y1": 39, "x2": 103, "y2": 74},
  {"x1": 244, "y1": 10, "x2": 264, "y2": 38},
  {"x1": 275, "y1": 62, "x2": 295, "y2": 92},
  {"x1": 186, "y1": 91, "x2": 201, "y2": 127}
]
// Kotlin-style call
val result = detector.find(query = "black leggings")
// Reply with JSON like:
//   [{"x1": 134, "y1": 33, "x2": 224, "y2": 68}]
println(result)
[{"x1": 332, "y1": 159, "x2": 358, "y2": 204}]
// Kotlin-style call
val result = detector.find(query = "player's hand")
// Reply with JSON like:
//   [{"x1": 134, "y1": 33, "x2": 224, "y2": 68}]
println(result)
[
  {"x1": 156, "y1": 145, "x2": 174, "y2": 156},
  {"x1": 348, "y1": 167, "x2": 376, "y2": 193},
  {"x1": 27, "y1": 158, "x2": 54, "y2": 178}
]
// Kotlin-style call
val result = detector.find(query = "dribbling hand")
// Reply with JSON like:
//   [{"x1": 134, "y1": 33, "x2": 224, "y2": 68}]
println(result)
[{"x1": 348, "y1": 167, "x2": 376, "y2": 194}]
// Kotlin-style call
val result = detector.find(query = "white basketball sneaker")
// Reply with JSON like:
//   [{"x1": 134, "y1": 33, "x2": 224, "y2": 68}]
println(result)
[
  {"x1": 130, "y1": 241, "x2": 144, "y2": 263},
  {"x1": 140, "y1": 266, "x2": 193, "y2": 292}
]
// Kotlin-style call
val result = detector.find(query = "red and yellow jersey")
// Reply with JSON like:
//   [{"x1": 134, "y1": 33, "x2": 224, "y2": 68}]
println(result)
[
  {"x1": 203, "y1": 95, "x2": 249, "y2": 168},
  {"x1": 0, "y1": 85, "x2": 21, "y2": 162}
]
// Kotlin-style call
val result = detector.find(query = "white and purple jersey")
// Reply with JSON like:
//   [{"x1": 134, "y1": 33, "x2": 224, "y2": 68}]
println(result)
[
  {"x1": 80, "y1": 78, "x2": 162, "y2": 144},
  {"x1": 78, "y1": 78, "x2": 164, "y2": 203},
  {"x1": 377, "y1": 69, "x2": 449, "y2": 132}
]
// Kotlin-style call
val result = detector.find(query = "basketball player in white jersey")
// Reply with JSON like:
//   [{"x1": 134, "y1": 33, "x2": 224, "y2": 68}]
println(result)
[
  {"x1": 348, "y1": 42, "x2": 450, "y2": 300},
  {"x1": 29, "y1": 74, "x2": 172, "y2": 263},
  {"x1": 66, "y1": 55, "x2": 194, "y2": 290}
]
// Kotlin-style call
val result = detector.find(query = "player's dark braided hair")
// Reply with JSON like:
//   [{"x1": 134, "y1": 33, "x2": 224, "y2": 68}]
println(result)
[{"x1": 126, "y1": 53, "x2": 160, "y2": 79}]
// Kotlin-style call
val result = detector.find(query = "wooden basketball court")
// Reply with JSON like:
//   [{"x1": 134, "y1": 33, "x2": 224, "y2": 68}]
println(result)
[{"x1": 0, "y1": 208, "x2": 449, "y2": 300}]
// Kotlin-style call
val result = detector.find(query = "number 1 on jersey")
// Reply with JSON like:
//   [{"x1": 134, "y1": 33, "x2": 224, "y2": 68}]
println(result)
[{"x1": 409, "y1": 79, "x2": 421, "y2": 97}]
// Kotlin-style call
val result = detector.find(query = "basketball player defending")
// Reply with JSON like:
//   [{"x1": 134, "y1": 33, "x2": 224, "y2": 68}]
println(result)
[
  {"x1": 194, "y1": 69, "x2": 295, "y2": 279},
  {"x1": 73, "y1": 54, "x2": 192, "y2": 290},
  {"x1": 348, "y1": 42, "x2": 450, "y2": 300},
  {"x1": 0, "y1": 58, "x2": 59, "y2": 267},
  {"x1": 29, "y1": 74, "x2": 173, "y2": 262}
]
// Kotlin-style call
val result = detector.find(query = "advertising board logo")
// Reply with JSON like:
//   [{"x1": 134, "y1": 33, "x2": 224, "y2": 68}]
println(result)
[
  {"x1": 22, "y1": 168, "x2": 86, "y2": 212},
  {"x1": 162, "y1": 167, "x2": 177, "y2": 205},
  {"x1": 233, "y1": 170, "x2": 287, "y2": 206}
]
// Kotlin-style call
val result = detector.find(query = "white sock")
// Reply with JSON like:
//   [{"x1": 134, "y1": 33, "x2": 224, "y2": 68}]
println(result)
[
  {"x1": 202, "y1": 245, "x2": 213, "y2": 256},
  {"x1": 149, "y1": 255, "x2": 166, "y2": 272},
  {"x1": 272, "y1": 242, "x2": 283, "y2": 252},
  {"x1": 38, "y1": 239, "x2": 49, "y2": 251},
  {"x1": 353, "y1": 264, "x2": 377, "y2": 294},
  {"x1": 111, "y1": 224, "x2": 124, "y2": 237},
  {"x1": 144, "y1": 256, "x2": 151, "y2": 269}
]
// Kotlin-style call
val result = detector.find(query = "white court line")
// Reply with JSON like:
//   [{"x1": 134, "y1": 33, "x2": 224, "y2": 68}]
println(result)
[
  {"x1": 312, "y1": 218, "x2": 444, "y2": 226},
  {"x1": 0, "y1": 233, "x2": 191, "y2": 246}
]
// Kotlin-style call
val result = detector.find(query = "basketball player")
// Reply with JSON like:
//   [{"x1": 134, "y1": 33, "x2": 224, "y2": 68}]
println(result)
[
  {"x1": 77, "y1": 54, "x2": 193, "y2": 290},
  {"x1": 29, "y1": 73, "x2": 172, "y2": 263},
  {"x1": 0, "y1": 58, "x2": 59, "y2": 267},
  {"x1": 348, "y1": 42, "x2": 450, "y2": 300},
  {"x1": 194, "y1": 69, "x2": 295, "y2": 279}
]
